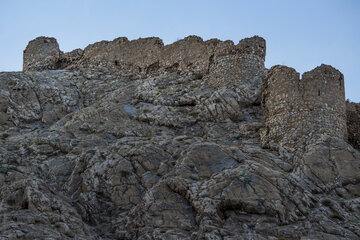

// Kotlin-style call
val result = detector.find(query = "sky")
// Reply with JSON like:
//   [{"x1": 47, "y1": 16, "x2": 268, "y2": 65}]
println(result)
[{"x1": 0, "y1": 0, "x2": 359, "y2": 101}]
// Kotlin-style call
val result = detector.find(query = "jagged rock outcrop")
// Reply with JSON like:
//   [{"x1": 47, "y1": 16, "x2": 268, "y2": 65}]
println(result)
[{"x1": 0, "y1": 35, "x2": 359, "y2": 239}]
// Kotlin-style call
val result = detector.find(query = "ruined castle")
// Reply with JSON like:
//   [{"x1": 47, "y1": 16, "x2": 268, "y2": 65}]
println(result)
[
  {"x1": 2, "y1": 34, "x2": 359, "y2": 239},
  {"x1": 23, "y1": 35, "x2": 347, "y2": 149}
]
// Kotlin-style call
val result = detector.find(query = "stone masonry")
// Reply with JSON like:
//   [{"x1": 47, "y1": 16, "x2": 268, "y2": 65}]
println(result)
[
  {"x1": 23, "y1": 36, "x2": 83, "y2": 72},
  {"x1": 1, "y1": 35, "x2": 359, "y2": 239},
  {"x1": 23, "y1": 37, "x2": 61, "y2": 71},
  {"x1": 260, "y1": 64, "x2": 346, "y2": 149},
  {"x1": 23, "y1": 36, "x2": 266, "y2": 91},
  {"x1": 23, "y1": 35, "x2": 348, "y2": 150}
]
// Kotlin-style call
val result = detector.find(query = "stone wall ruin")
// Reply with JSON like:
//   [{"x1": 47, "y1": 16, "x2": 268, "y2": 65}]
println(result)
[
  {"x1": 23, "y1": 35, "x2": 349, "y2": 149},
  {"x1": 22, "y1": 35, "x2": 266, "y2": 94},
  {"x1": 260, "y1": 64, "x2": 346, "y2": 148}
]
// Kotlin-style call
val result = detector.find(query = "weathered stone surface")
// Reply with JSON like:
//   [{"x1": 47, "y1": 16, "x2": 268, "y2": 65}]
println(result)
[
  {"x1": 0, "y1": 35, "x2": 359, "y2": 239},
  {"x1": 303, "y1": 136, "x2": 360, "y2": 188},
  {"x1": 23, "y1": 37, "x2": 61, "y2": 71},
  {"x1": 260, "y1": 64, "x2": 346, "y2": 149},
  {"x1": 23, "y1": 35, "x2": 266, "y2": 85},
  {"x1": 347, "y1": 102, "x2": 360, "y2": 149}
]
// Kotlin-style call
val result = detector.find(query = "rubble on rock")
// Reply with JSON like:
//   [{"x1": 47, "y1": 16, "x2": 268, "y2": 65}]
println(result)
[{"x1": 0, "y1": 35, "x2": 359, "y2": 239}]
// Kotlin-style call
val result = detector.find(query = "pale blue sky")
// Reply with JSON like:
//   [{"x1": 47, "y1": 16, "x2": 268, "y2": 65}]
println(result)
[{"x1": 0, "y1": 0, "x2": 359, "y2": 101}]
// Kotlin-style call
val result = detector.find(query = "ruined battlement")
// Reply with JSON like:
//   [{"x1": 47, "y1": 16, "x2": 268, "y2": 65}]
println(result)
[
  {"x1": 2, "y1": 34, "x2": 357, "y2": 240},
  {"x1": 23, "y1": 37, "x2": 83, "y2": 72},
  {"x1": 23, "y1": 36, "x2": 348, "y2": 149},
  {"x1": 23, "y1": 37, "x2": 61, "y2": 72},
  {"x1": 260, "y1": 64, "x2": 346, "y2": 148},
  {"x1": 23, "y1": 35, "x2": 267, "y2": 108},
  {"x1": 23, "y1": 35, "x2": 267, "y2": 105},
  {"x1": 23, "y1": 35, "x2": 265, "y2": 76}
]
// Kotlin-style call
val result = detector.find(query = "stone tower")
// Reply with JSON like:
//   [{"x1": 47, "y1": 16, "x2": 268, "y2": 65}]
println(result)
[
  {"x1": 23, "y1": 37, "x2": 61, "y2": 71},
  {"x1": 208, "y1": 36, "x2": 266, "y2": 101},
  {"x1": 260, "y1": 64, "x2": 346, "y2": 148}
]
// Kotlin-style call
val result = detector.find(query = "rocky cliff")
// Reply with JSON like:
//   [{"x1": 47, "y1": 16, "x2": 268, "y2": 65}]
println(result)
[{"x1": 0, "y1": 35, "x2": 360, "y2": 239}]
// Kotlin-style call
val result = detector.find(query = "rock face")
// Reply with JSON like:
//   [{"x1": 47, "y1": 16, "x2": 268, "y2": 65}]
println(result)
[{"x1": 0, "y1": 35, "x2": 359, "y2": 239}]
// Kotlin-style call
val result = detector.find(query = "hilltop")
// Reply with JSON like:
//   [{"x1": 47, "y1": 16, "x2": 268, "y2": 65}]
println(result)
[{"x1": 0, "y1": 35, "x2": 360, "y2": 239}]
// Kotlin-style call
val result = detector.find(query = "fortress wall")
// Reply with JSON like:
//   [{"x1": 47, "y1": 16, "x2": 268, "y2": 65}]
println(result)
[
  {"x1": 79, "y1": 35, "x2": 220, "y2": 74},
  {"x1": 23, "y1": 36, "x2": 266, "y2": 85},
  {"x1": 58, "y1": 48, "x2": 84, "y2": 68},
  {"x1": 301, "y1": 65, "x2": 346, "y2": 139},
  {"x1": 23, "y1": 35, "x2": 348, "y2": 149},
  {"x1": 260, "y1": 64, "x2": 346, "y2": 148},
  {"x1": 260, "y1": 66, "x2": 303, "y2": 147},
  {"x1": 159, "y1": 36, "x2": 211, "y2": 73},
  {"x1": 236, "y1": 35, "x2": 266, "y2": 60},
  {"x1": 81, "y1": 37, "x2": 164, "y2": 72},
  {"x1": 347, "y1": 102, "x2": 360, "y2": 149},
  {"x1": 23, "y1": 37, "x2": 61, "y2": 71},
  {"x1": 206, "y1": 36, "x2": 266, "y2": 101}
]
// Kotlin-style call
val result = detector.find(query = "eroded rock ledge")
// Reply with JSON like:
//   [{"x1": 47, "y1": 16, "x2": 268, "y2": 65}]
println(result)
[{"x1": 0, "y1": 35, "x2": 359, "y2": 239}]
